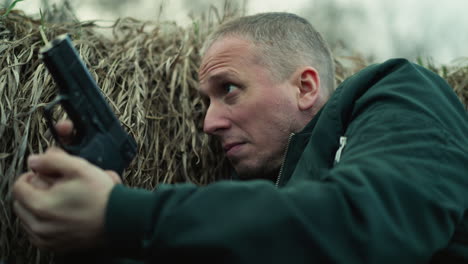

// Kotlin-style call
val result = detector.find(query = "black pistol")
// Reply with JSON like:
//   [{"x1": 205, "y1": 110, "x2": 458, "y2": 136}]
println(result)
[{"x1": 39, "y1": 34, "x2": 137, "y2": 176}]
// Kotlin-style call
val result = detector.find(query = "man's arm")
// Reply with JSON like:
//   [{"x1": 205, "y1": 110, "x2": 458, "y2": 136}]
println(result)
[
  {"x1": 103, "y1": 60, "x2": 468, "y2": 263},
  {"x1": 104, "y1": 118, "x2": 466, "y2": 263}
]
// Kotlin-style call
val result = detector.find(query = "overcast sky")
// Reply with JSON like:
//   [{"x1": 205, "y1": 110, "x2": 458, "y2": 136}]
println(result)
[{"x1": 11, "y1": 0, "x2": 468, "y2": 64}]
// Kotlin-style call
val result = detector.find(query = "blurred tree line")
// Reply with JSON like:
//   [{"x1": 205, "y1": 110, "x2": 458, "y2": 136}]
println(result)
[{"x1": 1, "y1": 0, "x2": 463, "y2": 63}]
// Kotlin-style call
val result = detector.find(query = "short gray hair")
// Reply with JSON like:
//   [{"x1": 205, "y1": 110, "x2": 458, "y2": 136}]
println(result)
[{"x1": 202, "y1": 12, "x2": 336, "y2": 96}]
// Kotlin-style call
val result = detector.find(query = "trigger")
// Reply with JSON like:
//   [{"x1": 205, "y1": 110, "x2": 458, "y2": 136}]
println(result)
[{"x1": 43, "y1": 95, "x2": 69, "y2": 146}]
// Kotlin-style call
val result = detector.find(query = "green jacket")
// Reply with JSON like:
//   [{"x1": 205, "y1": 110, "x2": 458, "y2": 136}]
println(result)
[{"x1": 104, "y1": 59, "x2": 468, "y2": 263}]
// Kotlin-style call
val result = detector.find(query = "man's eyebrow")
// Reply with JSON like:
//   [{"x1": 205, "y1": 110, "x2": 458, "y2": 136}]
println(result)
[
  {"x1": 199, "y1": 71, "x2": 239, "y2": 97},
  {"x1": 206, "y1": 71, "x2": 239, "y2": 85}
]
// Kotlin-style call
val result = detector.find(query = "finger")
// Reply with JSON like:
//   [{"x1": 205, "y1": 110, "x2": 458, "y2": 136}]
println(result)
[
  {"x1": 14, "y1": 175, "x2": 72, "y2": 250},
  {"x1": 55, "y1": 119, "x2": 74, "y2": 137},
  {"x1": 29, "y1": 173, "x2": 53, "y2": 189},
  {"x1": 20, "y1": 219, "x2": 50, "y2": 249},
  {"x1": 15, "y1": 198, "x2": 77, "y2": 252},
  {"x1": 17, "y1": 202, "x2": 91, "y2": 253},
  {"x1": 15, "y1": 200, "x2": 72, "y2": 250},
  {"x1": 105, "y1": 170, "x2": 122, "y2": 184},
  {"x1": 21, "y1": 220, "x2": 55, "y2": 250},
  {"x1": 56, "y1": 120, "x2": 75, "y2": 144},
  {"x1": 16, "y1": 170, "x2": 35, "y2": 182},
  {"x1": 27, "y1": 147, "x2": 86, "y2": 177},
  {"x1": 44, "y1": 120, "x2": 75, "y2": 143},
  {"x1": 13, "y1": 172, "x2": 47, "y2": 212},
  {"x1": 13, "y1": 200, "x2": 49, "y2": 238},
  {"x1": 14, "y1": 199, "x2": 39, "y2": 224}
]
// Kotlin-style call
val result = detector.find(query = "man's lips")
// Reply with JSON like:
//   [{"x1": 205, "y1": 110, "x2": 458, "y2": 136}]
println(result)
[{"x1": 223, "y1": 142, "x2": 245, "y2": 153}]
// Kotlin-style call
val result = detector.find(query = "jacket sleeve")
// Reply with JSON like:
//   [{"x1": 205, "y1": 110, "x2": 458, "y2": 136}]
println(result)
[{"x1": 104, "y1": 63, "x2": 468, "y2": 263}]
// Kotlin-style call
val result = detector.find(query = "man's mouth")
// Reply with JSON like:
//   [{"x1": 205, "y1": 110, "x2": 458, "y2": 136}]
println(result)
[{"x1": 223, "y1": 142, "x2": 245, "y2": 156}]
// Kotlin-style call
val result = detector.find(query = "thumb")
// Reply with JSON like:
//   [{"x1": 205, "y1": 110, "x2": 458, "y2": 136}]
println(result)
[
  {"x1": 28, "y1": 147, "x2": 86, "y2": 178},
  {"x1": 105, "y1": 170, "x2": 122, "y2": 184}
]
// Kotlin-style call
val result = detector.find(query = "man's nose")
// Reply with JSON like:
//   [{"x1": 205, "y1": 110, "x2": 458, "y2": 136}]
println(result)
[{"x1": 203, "y1": 102, "x2": 230, "y2": 135}]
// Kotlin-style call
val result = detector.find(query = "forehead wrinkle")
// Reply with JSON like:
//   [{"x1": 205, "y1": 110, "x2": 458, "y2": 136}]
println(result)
[{"x1": 198, "y1": 55, "x2": 230, "y2": 83}]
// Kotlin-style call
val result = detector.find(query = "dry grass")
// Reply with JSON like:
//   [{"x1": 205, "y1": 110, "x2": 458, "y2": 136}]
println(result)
[
  {"x1": 421, "y1": 58, "x2": 468, "y2": 110},
  {"x1": 0, "y1": 7, "x2": 466, "y2": 264},
  {"x1": 0, "y1": 9, "x2": 232, "y2": 263}
]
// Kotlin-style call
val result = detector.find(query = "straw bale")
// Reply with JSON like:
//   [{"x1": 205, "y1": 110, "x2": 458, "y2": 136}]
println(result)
[
  {"x1": 0, "y1": 7, "x2": 466, "y2": 264},
  {"x1": 0, "y1": 8, "x2": 232, "y2": 263},
  {"x1": 421, "y1": 58, "x2": 468, "y2": 110}
]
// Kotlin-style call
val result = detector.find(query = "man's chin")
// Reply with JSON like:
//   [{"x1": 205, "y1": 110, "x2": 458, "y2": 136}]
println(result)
[{"x1": 233, "y1": 163, "x2": 279, "y2": 182}]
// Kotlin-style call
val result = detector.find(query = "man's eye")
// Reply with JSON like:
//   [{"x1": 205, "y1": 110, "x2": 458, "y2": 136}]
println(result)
[{"x1": 223, "y1": 83, "x2": 238, "y2": 94}]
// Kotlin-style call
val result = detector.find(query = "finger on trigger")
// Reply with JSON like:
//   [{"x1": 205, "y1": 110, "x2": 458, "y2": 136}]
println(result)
[
  {"x1": 56, "y1": 119, "x2": 73, "y2": 133},
  {"x1": 56, "y1": 120, "x2": 74, "y2": 143}
]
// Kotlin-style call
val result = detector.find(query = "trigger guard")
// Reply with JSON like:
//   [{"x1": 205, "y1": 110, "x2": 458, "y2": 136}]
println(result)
[{"x1": 44, "y1": 95, "x2": 70, "y2": 146}]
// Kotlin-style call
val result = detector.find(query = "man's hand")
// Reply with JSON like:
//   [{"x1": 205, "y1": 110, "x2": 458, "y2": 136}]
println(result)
[{"x1": 12, "y1": 147, "x2": 121, "y2": 252}]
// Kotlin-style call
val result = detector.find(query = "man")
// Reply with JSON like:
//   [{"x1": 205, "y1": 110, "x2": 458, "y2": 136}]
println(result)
[{"x1": 13, "y1": 12, "x2": 468, "y2": 263}]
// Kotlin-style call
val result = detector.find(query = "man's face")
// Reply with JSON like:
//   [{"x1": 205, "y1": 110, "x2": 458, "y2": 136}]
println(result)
[{"x1": 198, "y1": 36, "x2": 302, "y2": 180}]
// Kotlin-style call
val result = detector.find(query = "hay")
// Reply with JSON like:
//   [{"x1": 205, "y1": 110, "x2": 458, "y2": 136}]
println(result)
[
  {"x1": 0, "y1": 7, "x2": 467, "y2": 264},
  {"x1": 421, "y1": 58, "x2": 468, "y2": 110},
  {"x1": 0, "y1": 8, "x2": 232, "y2": 263}
]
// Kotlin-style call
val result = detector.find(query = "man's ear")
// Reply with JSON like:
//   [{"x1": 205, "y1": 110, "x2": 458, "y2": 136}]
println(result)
[{"x1": 295, "y1": 67, "x2": 320, "y2": 111}]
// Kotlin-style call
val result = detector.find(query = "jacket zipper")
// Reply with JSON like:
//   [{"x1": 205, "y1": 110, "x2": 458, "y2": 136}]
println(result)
[
  {"x1": 276, "y1": 133, "x2": 295, "y2": 188},
  {"x1": 334, "y1": 136, "x2": 347, "y2": 164}
]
